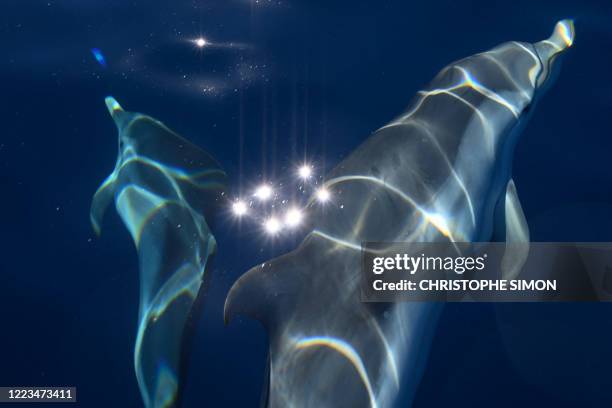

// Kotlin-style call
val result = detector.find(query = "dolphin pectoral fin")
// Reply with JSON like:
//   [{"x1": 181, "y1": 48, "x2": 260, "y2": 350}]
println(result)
[
  {"x1": 504, "y1": 180, "x2": 529, "y2": 243},
  {"x1": 224, "y1": 261, "x2": 282, "y2": 327},
  {"x1": 500, "y1": 179, "x2": 530, "y2": 280},
  {"x1": 224, "y1": 251, "x2": 301, "y2": 328},
  {"x1": 92, "y1": 96, "x2": 226, "y2": 407},
  {"x1": 223, "y1": 268, "x2": 259, "y2": 325},
  {"x1": 90, "y1": 174, "x2": 116, "y2": 236},
  {"x1": 90, "y1": 97, "x2": 126, "y2": 236}
]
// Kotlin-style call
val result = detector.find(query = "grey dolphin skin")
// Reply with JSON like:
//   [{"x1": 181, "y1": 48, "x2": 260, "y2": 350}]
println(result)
[
  {"x1": 225, "y1": 20, "x2": 574, "y2": 407},
  {"x1": 91, "y1": 97, "x2": 226, "y2": 408}
]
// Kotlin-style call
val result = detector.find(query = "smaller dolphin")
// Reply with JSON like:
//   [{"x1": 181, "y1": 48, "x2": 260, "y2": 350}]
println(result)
[{"x1": 91, "y1": 97, "x2": 226, "y2": 408}]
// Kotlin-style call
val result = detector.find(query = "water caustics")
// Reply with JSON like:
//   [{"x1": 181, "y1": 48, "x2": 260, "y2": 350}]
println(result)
[
  {"x1": 225, "y1": 20, "x2": 574, "y2": 407},
  {"x1": 91, "y1": 97, "x2": 226, "y2": 407}
]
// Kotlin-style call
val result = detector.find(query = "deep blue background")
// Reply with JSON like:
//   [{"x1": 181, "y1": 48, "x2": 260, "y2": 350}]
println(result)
[{"x1": 2, "y1": 0, "x2": 612, "y2": 406}]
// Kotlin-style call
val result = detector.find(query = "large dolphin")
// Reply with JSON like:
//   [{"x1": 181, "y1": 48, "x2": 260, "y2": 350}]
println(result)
[
  {"x1": 225, "y1": 20, "x2": 574, "y2": 407},
  {"x1": 91, "y1": 97, "x2": 226, "y2": 408}
]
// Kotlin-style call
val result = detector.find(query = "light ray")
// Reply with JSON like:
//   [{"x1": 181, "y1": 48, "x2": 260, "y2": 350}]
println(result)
[{"x1": 294, "y1": 336, "x2": 378, "y2": 408}]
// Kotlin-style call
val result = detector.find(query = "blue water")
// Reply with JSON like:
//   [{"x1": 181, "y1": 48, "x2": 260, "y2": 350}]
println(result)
[{"x1": 2, "y1": 0, "x2": 612, "y2": 406}]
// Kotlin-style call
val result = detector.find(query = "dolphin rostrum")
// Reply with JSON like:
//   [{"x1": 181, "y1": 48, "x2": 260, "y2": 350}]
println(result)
[
  {"x1": 225, "y1": 20, "x2": 574, "y2": 407},
  {"x1": 91, "y1": 97, "x2": 226, "y2": 408}
]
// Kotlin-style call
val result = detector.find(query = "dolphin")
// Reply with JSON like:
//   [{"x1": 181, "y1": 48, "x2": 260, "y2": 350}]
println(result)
[
  {"x1": 91, "y1": 97, "x2": 226, "y2": 408},
  {"x1": 224, "y1": 20, "x2": 574, "y2": 407}
]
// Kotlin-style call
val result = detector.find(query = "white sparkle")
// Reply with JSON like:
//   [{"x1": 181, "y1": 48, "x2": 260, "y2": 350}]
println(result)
[
  {"x1": 284, "y1": 207, "x2": 304, "y2": 228},
  {"x1": 315, "y1": 188, "x2": 331, "y2": 203},
  {"x1": 264, "y1": 217, "x2": 282, "y2": 234},
  {"x1": 298, "y1": 164, "x2": 313, "y2": 179},
  {"x1": 232, "y1": 200, "x2": 248, "y2": 216},
  {"x1": 254, "y1": 184, "x2": 273, "y2": 201},
  {"x1": 194, "y1": 37, "x2": 207, "y2": 48}
]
